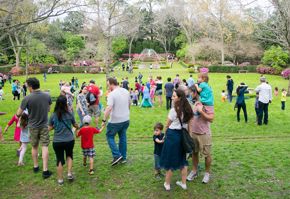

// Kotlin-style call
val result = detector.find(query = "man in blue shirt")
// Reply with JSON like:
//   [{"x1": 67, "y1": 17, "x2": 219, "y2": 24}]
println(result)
[{"x1": 164, "y1": 77, "x2": 174, "y2": 110}]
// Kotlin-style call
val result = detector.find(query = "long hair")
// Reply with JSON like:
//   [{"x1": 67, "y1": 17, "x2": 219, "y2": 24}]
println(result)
[
  {"x1": 174, "y1": 89, "x2": 193, "y2": 123},
  {"x1": 20, "y1": 112, "x2": 28, "y2": 128},
  {"x1": 54, "y1": 95, "x2": 69, "y2": 120}
]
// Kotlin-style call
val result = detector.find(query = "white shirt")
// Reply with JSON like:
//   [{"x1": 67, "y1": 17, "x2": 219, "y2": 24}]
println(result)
[
  {"x1": 168, "y1": 108, "x2": 187, "y2": 130},
  {"x1": 107, "y1": 87, "x2": 130, "y2": 123},
  {"x1": 0, "y1": 89, "x2": 3, "y2": 96},
  {"x1": 255, "y1": 83, "x2": 272, "y2": 103}
]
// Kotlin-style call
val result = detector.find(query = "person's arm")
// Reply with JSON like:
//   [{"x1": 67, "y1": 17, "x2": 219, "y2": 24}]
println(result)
[
  {"x1": 102, "y1": 105, "x2": 113, "y2": 126},
  {"x1": 269, "y1": 86, "x2": 273, "y2": 102},
  {"x1": 196, "y1": 105, "x2": 214, "y2": 123},
  {"x1": 154, "y1": 138, "x2": 164, "y2": 144},
  {"x1": 195, "y1": 84, "x2": 202, "y2": 93},
  {"x1": 164, "y1": 118, "x2": 172, "y2": 134},
  {"x1": 77, "y1": 97, "x2": 85, "y2": 115},
  {"x1": 48, "y1": 125, "x2": 54, "y2": 131},
  {"x1": 255, "y1": 85, "x2": 261, "y2": 93}
]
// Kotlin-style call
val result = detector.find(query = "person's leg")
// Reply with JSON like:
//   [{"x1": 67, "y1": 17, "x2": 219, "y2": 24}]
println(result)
[
  {"x1": 106, "y1": 123, "x2": 121, "y2": 158},
  {"x1": 166, "y1": 97, "x2": 169, "y2": 110},
  {"x1": 242, "y1": 103, "x2": 248, "y2": 122},
  {"x1": 257, "y1": 101, "x2": 263, "y2": 125},
  {"x1": 83, "y1": 156, "x2": 87, "y2": 166},
  {"x1": 205, "y1": 155, "x2": 212, "y2": 173},
  {"x1": 40, "y1": 128, "x2": 50, "y2": 172},
  {"x1": 57, "y1": 162, "x2": 63, "y2": 181},
  {"x1": 191, "y1": 152, "x2": 199, "y2": 173},
  {"x1": 180, "y1": 166, "x2": 188, "y2": 184},
  {"x1": 169, "y1": 98, "x2": 172, "y2": 109},
  {"x1": 264, "y1": 103, "x2": 269, "y2": 124},
  {"x1": 237, "y1": 104, "x2": 241, "y2": 122},
  {"x1": 42, "y1": 146, "x2": 49, "y2": 171},
  {"x1": 89, "y1": 157, "x2": 94, "y2": 171},
  {"x1": 165, "y1": 170, "x2": 173, "y2": 185},
  {"x1": 66, "y1": 140, "x2": 74, "y2": 176},
  {"x1": 118, "y1": 121, "x2": 129, "y2": 160},
  {"x1": 18, "y1": 142, "x2": 27, "y2": 165},
  {"x1": 282, "y1": 101, "x2": 285, "y2": 110},
  {"x1": 32, "y1": 146, "x2": 39, "y2": 168}
]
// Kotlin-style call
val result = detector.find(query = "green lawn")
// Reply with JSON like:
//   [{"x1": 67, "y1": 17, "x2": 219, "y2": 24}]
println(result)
[{"x1": 0, "y1": 63, "x2": 289, "y2": 199}]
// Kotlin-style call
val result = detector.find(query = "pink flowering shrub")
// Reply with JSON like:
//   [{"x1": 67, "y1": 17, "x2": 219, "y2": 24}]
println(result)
[
  {"x1": 256, "y1": 65, "x2": 277, "y2": 75},
  {"x1": 281, "y1": 68, "x2": 290, "y2": 79},
  {"x1": 10, "y1": 66, "x2": 23, "y2": 76},
  {"x1": 199, "y1": 67, "x2": 209, "y2": 73}
]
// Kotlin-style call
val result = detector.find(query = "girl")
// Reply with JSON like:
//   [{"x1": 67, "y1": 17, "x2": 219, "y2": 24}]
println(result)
[
  {"x1": 150, "y1": 84, "x2": 156, "y2": 104},
  {"x1": 195, "y1": 73, "x2": 214, "y2": 106},
  {"x1": 140, "y1": 86, "x2": 153, "y2": 108},
  {"x1": 281, "y1": 88, "x2": 287, "y2": 110},
  {"x1": 274, "y1": 87, "x2": 279, "y2": 97},
  {"x1": 4, "y1": 114, "x2": 21, "y2": 155},
  {"x1": 160, "y1": 89, "x2": 193, "y2": 191},
  {"x1": 17, "y1": 111, "x2": 29, "y2": 166},
  {"x1": 48, "y1": 95, "x2": 79, "y2": 185},
  {"x1": 77, "y1": 86, "x2": 89, "y2": 126},
  {"x1": 155, "y1": 76, "x2": 163, "y2": 107}
]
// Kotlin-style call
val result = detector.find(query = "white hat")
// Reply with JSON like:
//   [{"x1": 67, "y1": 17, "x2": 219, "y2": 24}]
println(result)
[{"x1": 83, "y1": 115, "x2": 92, "y2": 124}]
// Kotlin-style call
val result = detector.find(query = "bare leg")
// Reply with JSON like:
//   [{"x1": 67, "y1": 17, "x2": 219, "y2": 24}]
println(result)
[
  {"x1": 89, "y1": 157, "x2": 94, "y2": 170},
  {"x1": 67, "y1": 157, "x2": 73, "y2": 175},
  {"x1": 42, "y1": 146, "x2": 49, "y2": 171},
  {"x1": 192, "y1": 152, "x2": 199, "y2": 173},
  {"x1": 57, "y1": 162, "x2": 63, "y2": 180},
  {"x1": 205, "y1": 155, "x2": 212, "y2": 173},
  {"x1": 32, "y1": 146, "x2": 39, "y2": 168},
  {"x1": 83, "y1": 156, "x2": 87, "y2": 165},
  {"x1": 165, "y1": 170, "x2": 173, "y2": 185},
  {"x1": 180, "y1": 166, "x2": 188, "y2": 184}
]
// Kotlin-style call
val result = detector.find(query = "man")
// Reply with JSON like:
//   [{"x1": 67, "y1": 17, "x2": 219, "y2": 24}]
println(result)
[
  {"x1": 187, "y1": 75, "x2": 195, "y2": 88},
  {"x1": 187, "y1": 85, "x2": 214, "y2": 184},
  {"x1": 102, "y1": 77, "x2": 130, "y2": 166},
  {"x1": 255, "y1": 76, "x2": 272, "y2": 125},
  {"x1": 164, "y1": 77, "x2": 174, "y2": 110},
  {"x1": 16, "y1": 77, "x2": 52, "y2": 179},
  {"x1": 87, "y1": 80, "x2": 101, "y2": 126},
  {"x1": 122, "y1": 77, "x2": 129, "y2": 90},
  {"x1": 226, "y1": 75, "x2": 234, "y2": 102}
]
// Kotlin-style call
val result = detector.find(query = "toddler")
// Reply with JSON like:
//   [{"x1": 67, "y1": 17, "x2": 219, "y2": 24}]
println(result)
[
  {"x1": 281, "y1": 88, "x2": 287, "y2": 110},
  {"x1": 17, "y1": 111, "x2": 30, "y2": 166},
  {"x1": 77, "y1": 115, "x2": 104, "y2": 175},
  {"x1": 132, "y1": 90, "x2": 138, "y2": 106},
  {"x1": 274, "y1": 87, "x2": 279, "y2": 97},
  {"x1": 195, "y1": 73, "x2": 214, "y2": 106},
  {"x1": 221, "y1": 90, "x2": 226, "y2": 102},
  {"x1": 153, "y1": 122, "x2": 164, "y2": 179}
]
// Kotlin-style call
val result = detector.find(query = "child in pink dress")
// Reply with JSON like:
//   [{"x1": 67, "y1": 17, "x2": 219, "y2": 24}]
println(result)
[
  {"x1": 4, "y1": 114, "x2": 21, "y2": 154},
  {"x1": 150, "y1": 85, "x2": 156, "y2": 104}
]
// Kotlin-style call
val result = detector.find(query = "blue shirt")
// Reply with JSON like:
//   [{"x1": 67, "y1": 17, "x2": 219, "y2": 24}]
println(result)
[
  {"x1": 187, "y1": 77, "x2": 195, "y2": 87},
  {"x1": 199, "y1": 82, "x2": 214, "y2": 106},
  {"x1": 164, "y1": 82, "x2": 174, "y2": 97},
  {"x1": 236, "y1": 86, "x2": 248, "y2": 105}
]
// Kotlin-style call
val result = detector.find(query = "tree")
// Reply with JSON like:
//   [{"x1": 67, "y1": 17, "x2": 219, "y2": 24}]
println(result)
[
  {"x1": 62, "y1": 11, "x2": 85, "y2": 34},
  {"x1": 64, "y1": 33, "x2": 85, "y2": 61},
  {"x1": 112, "y1": 36, "x2": 128, "y2": 58},
  {"x1": 262, "y1": 46, "x2": 289, "y2": 70}
]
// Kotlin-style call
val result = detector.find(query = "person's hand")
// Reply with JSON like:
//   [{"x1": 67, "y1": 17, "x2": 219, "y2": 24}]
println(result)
[
  {"x1": 4, "y1": 127, "x2": 8, "y2": 133},
  {"x1": 196, "y1": 104, "x2": 203, "y2": 113},
  {"x1": 82, "y1": 112, "x2": 85, "y2": 116},
  {"x1": 269, "y1": 100, "x2": 272, "y2": 104}
]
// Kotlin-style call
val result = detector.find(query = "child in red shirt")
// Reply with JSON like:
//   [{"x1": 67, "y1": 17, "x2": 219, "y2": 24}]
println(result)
[{"x1": 77, "y1": 115, "x2": 104, "y2": 175}]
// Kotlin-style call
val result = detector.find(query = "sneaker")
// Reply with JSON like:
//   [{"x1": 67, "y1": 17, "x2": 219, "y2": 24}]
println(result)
[
  {"x1": 120, "y1": 158, "x2": 127, "y2": 164},
  {"x1": 33, "y1": 166, "x2": 39, "y2": 173},
  {"x1": 111, "y1": 156, "x2": 123, "y2": 166},
  {"x1": 83, "y1": 163, "x2": 87, "y2": 167},
  {"x1": 88, "y1": 169, "x2": 94, "y2": 175},
  {"x1": 202, "y1": 172, "x2": 210, "y2": 184},
  {"x1": 163, "y1": 182, "x2": 170, "y2": 191},
  {"x1": 58, "y1": 179, "x2": 64, "y2": 186},
  {"x1": 176, "y1": 181, "x2": 187, "y2": 190},
  {"x1": 155, "y1": 173, "x2": 161, "y2": 179},
  {"x1": 187, "y1": 171, "x2": 198, "y2": 181},
  {"x1": 42, "y1": 170, "x2": 53, "y2": 179},
  {"x1": 67, "y1": 174, "x2": 74, "y2": 182}
]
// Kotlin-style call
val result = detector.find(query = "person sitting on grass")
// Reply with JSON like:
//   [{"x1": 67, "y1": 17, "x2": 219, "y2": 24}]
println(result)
[
  {"x1": 153, "y1": 122, "x2": 164, "y2": 179},
  {"x1": 77, "y1": 115, "x2": 104, "y2": 175},
  {"x1": 195, "y1": 73, "x2": 214, "y2": 106}
]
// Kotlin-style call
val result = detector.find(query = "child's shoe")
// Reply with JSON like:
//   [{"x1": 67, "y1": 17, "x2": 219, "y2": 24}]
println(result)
[
  {"x1": 58, "y1": 179, "x2": 64, "y2": 186},
  {"x1": 88, "y1": 169, "x2": 94, "y2": 175},
  {"x1": 67, "y1": 173, "x2": 74, "y2": 182},
  {"x1": 17, "y1": 162, "x2": 24, "y2": 166},
  {"x1": 163, "y1": 182, "x2": 170, "y2": 191}
]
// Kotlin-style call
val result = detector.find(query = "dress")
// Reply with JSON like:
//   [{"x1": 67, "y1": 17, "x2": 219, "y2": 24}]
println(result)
[
  {"x1": 140, "y1": 87, "x2": 153, "y2": 107},
  {"x1": 20, "y1": 127, "x2": 30, "y2": 143}
]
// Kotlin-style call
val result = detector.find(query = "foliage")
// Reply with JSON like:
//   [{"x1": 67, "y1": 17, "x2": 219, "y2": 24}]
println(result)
[
  {"x1": 64, "y1": 33, "x2": 85, "y2": 61},
  {"x1": 61, "y1": 11, "x2": 85, "y2": 34},
  {"x1": 160, "y1": 65, "x2": 170, "y2": 69},
  {"x1": 176, "y1": 45, "x2": 188, "y2": 59},
  {"x1": 10, "y1": 66, "x2": 24, "y2": 76},
  {"x1": 256, "y1": 65, "x2": 278, "y2": 75},
  {"x1": 281, "y1": 68, "x2": 290, "y2": 79},
  {"x1": 262, "y1": 46, "x2": 289, "y2": 71},
  {"x1": 112, "y1": 37, "x2": 128, "y2": 58}
]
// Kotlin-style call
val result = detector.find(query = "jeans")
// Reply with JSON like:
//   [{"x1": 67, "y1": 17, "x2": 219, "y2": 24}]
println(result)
[
  {"x1": 166, "y1": 96, "x2": 172, "y2": 110},
  {"x1": 258, "y1": 101, "x2": 269, "y2": 125},
  {"x1": 154, "y1": 154, "x2": 161, "y2": 170},
  {"x1": 237, "y1": 102, "x2": 247, "y2": 122},
  {"x1": 281, "y1": 101, "x2": 285, "y2": 110},
  {"x1": 106, "y1": 120, "x2": 130, "y2": 159},
  {"x1": 227, "y1": 89, "x2": 233, "y2": 102}
]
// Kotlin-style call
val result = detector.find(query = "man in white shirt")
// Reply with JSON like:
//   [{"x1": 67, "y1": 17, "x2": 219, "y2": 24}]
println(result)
[
  {"x1": 255, "y1": 76, "x2": 272, "y2": 125},
  {"x1": 102, "y1": 77, "x2": 131, "y2": 166}
]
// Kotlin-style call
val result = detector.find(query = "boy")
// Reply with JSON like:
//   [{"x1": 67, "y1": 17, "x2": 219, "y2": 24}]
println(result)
[
  {"x1": 153, "y1": 122, "x2": 164, "y2": 179},
  {"x1": 281, "y1": 88, "x2": 287, "y2": 110},
  {"x1": 77, "y1": 115, "x2": 104, "y2": 175},
  {"x1": 195, "y1": 73, "x2": 214, "y2": 106}
]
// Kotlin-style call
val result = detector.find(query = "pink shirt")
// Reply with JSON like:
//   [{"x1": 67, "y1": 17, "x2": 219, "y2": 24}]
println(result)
[
  {"x1": 7, "y1": 115, "x2": 21, "y2": 141},
  {"x1": 190, "y1": 102, "x2": 214, "y2": 135}
]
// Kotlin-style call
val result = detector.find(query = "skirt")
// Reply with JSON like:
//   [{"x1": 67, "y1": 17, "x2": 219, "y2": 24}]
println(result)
[
  {"x1": 160, "y1": 128, "x2": 188, "y2": 171},
  {"x1": 141, "y1": 98, "x2": 153, "y2": 107}
]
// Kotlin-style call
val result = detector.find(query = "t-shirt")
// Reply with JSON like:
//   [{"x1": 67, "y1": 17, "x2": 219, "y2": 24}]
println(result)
[
  {"x1": 281, "y1": 91, "x2": 287, "y2": 102},
  {"x1": 122, "y1": 80, "x2": 129, "y2": 90},
  {"x1": 199, "y1": 82, "x2": 214, "y2": 106},
  {"x1": 168, "y1": 108, "x2": 187, "y2": 130},
  {"x1": 153, "y1": 133, "x2": 164, "y2": 156},
  {"x1": 77, "y1": 94, "x2": 88, "y2": 114},
  {"x1": 164, "y1": 82, "x2": 174, "y2": 97},
  {"x1": 156, "y1": 81, "x2": 162, "y2": 90},
  {"x1": 49, "y1": 112, "x2": 75, "y2": 143},
  {"x1": 187, "y1": 77, "x2": 195, "y2": 87},
  {"x1": 77, "y1": 126, "x2": 100, "y2": 149},
  {"x1": 190, "y1": 102, "x2": 214, "y2": 135},
  {"x1": 20, "y1": 90, "x2": 52, "y2": 128},
  {"x1": 107, "y1": 87, "x2": 130, "y2": 123}
]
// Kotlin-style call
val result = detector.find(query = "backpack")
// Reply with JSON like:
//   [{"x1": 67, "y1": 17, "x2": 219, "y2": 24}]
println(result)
[{"x1": 86, "y1": 92, "x2": 97, "y2": 106}]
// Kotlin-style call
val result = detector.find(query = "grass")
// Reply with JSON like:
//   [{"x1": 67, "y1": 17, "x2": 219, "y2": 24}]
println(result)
[{"x1": 0, "y1": 63, "x2": 289, "y2": 199}]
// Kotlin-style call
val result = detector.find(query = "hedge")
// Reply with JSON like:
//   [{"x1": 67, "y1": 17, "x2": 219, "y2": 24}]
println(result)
[
  {"x1": 187, "y1": 65, "x2": 257, "y2": 73},
  {"x1": 160, "y1": 66, "x2": 170, "y2": 69}
]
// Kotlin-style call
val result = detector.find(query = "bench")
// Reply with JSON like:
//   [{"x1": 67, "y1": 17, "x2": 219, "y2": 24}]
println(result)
[{"x1": 238, "y1": 70, "x2": 248, "y2": 73}]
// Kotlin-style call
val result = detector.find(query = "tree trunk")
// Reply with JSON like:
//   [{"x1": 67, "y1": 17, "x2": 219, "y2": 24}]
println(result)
[
  {"x1": 221, "y1": 33, "x2": 225, "y2": 65},
  {"x1": 15, "y1": 51, "x2": 20, "y2": 68},
  {"x1": 129, "y1": 36, "x2": 134, "y2": 59}
]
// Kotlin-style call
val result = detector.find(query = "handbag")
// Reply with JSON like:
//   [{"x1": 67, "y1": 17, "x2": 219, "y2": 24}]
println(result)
[{"x1": 178, "y1": 117, "x2": 195, "y2": 153}]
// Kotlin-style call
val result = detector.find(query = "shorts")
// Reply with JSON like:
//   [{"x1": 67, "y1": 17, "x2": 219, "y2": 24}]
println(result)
[
  {"x1": 191, "y1": 133, "x2": 212, "y2": 158},
  {"x1": 53, "y1": 140, "x2": 75, "y2": 166},
  {"x1": 155, "y1": 89, "x2": 162, "y2": 96},
  {"x1": 82, "y1": 148, "x2": 96, "y2": 158},
  {"x1": 29, "y1": 127, "x2": 50, "y2": 147},
  {"x1": 88, "y1": 105, "x2": 101, "y2": 118}
]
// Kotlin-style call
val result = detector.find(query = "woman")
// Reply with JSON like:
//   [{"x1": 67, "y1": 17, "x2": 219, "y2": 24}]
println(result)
[
  {"x1": 187, "y1": 85, "x2": 214, "y2": 184},
  {"x1": 48, "y1": 95, "x2": 79, "y2": 186},
  {"x1": 77, "y1": 86, "x2": 89, "y2": 126},
  {"x1": 155, "y1": 76, "x2": 163, "y2": 107},
  {"x1": 236, "y1": 83, "x2": 248, "y2": 122},
  {"x1": 160, "y1": 89, "x2": 193, "y2": 191}
]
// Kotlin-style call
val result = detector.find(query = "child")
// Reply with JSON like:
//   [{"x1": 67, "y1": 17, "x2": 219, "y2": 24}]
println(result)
[
  {"x1": 77, "y1": 115, "x2": 104, "y2": 175},
  {"x1": 150, "y1": 84, "x2": 156, "y2": 104},
  {"x1": 4, "y1": 114, "x2": 21, "y2": 155},
  {"x1": 0, "y1": 86, "x2": 4, "y2": 100},
  {"x1": 255, "y1": 92, "x2": 259, "y2": 123},
  {"x1": 281, "y1": 88, "x2": 287, "y2": 110},
  {"x1": 17, "y1": 111, "x2": 29, "y2": 166},
  {"x1": 195, "y1": 73, "x2": 214, "y2": 106},
  {"x1": 221, "y1": 90, "x2": 226, "y2": 102},
  {"x1": 140, "y1": 86, "x2": 153, "y2": 108},
  {"x1": 153, "y1": 122, "x2": 164, "y2": 178},
  {"x1": 131, "y1": 90, "x2": 138, "y2": 106},
  {"x1": 274, "y1": 87, "x2": 279, "y2": 97}
]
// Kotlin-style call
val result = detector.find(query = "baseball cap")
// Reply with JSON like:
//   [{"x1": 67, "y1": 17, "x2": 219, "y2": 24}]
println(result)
[
  {"x1": 260, "y1": 76, "x2": 266, "y2": 82},
  {"x1": 83, "y1": 115, "x2": 92, "y2": 124}
]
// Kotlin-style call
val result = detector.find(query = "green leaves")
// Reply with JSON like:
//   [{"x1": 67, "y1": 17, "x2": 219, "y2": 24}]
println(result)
[{"x1": 262, "y1": 46, "x2": 289, "y2": 70}]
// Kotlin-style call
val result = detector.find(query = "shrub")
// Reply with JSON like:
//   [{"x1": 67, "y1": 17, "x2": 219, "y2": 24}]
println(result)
[
  {"x1": 188, "y1": 68, "x2": 195, "y2": 73},
  {"x1": 256, "y1": 65, "x2": 279, "y2": 75},
  {"x1": 10, "y1": 66, "x2": 24, "y2": 76},
  {"x1": 199, "y1": 67, "x2": 209, "y2": 73},
  {"x1": 262, "y1": 46, "x2": 289, "y2": 70},
  {"x1": 281, "y1": 68, "x2": 290, "y2": 79},
  {"x1": 133, "y1": 66, "x2": 138, "y2": 69},
  {"x1": 160, "y1": 66, "x2": 170, "y2": 69}
]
